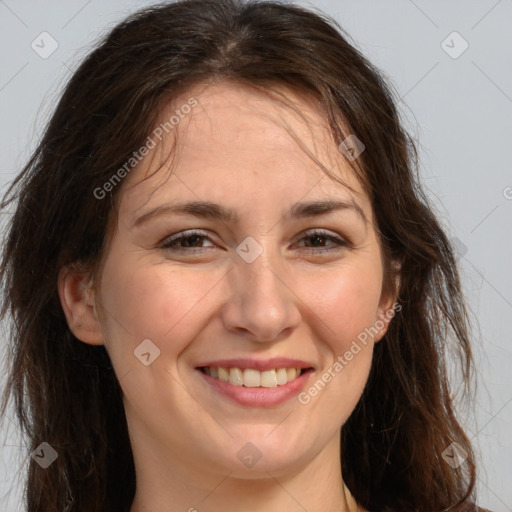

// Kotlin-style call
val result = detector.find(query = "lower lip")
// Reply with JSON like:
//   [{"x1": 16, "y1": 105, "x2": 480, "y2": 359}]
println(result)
[{"x1": 197, "y1": 369, "x2": 313, "y2": 407}]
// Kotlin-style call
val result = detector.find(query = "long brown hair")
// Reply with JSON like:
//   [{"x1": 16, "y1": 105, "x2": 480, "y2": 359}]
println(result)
[{"x1": 1, "y1": 0, "x2": 481, "y2": 510}]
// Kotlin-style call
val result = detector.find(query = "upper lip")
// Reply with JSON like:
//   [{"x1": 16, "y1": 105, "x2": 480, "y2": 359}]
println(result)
[{"x1": 195, "y1": 357, "x2": 314, "y2": 372}]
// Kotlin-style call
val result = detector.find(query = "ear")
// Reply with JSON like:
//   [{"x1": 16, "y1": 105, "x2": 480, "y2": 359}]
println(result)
[
  {"x1": 374, "y1": 267, "x2": 401, "y2": 343},
  {"x1": 57, "y1": 265, "x2": 104, "y2": 345}
]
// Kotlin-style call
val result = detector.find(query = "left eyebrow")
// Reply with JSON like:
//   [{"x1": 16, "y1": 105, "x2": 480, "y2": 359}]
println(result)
[
  {"x1": 132, "y1": 199, "x2": 368, "y2": 228},
  {"x1": 285, "y1": 199, "x2": 367, "y2": 224}
]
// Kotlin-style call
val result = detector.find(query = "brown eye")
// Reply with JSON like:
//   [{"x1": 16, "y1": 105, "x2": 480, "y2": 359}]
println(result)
[
  {"x1": 161, "y1": 230, "x2": 214, "y2": 251},
  {"x1": 295, "y1": 230, "x2": 349, "y2": 253}
]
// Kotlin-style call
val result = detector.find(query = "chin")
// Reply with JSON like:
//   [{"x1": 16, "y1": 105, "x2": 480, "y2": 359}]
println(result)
[{"x1": 213, "y1": 425, "x2": 315, "y2": 476}]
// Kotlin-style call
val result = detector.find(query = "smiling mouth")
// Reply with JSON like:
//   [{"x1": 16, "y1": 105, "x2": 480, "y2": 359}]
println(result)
[{"x1": 198, "y1": 366, "x2": 313, "y2": 388}]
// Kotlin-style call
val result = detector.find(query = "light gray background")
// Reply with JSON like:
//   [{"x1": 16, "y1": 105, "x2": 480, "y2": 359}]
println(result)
[{"x1": 1, "y1": 1, "x2": 511, "y2": 511}]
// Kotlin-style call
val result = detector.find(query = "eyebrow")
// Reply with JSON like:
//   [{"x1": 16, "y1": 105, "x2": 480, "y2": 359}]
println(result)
[{"x1": 132, "y1": 199, "x2": 367, "y2": 228}]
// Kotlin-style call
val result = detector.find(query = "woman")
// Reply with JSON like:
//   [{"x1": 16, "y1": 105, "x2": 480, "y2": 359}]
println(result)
[{"x1": 0, "y1": 0, "x2": 488, "y2": 510}]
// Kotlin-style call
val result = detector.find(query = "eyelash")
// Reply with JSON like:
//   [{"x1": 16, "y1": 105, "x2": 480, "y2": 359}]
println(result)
[{"x1": 160, "y1": 229, "x2": 349, "y2": 254}]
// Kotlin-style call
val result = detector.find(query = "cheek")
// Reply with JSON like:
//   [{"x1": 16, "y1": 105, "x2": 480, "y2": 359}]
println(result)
[
  {"x1": 306, "y1": 261, "x2": 384, "y2": 348},
  {"x1": 296, "y1": 261, "x2": 382, "y2": 419},
  {"x1": 97, "y1": 254, "x2": 222, "y2": 369}
]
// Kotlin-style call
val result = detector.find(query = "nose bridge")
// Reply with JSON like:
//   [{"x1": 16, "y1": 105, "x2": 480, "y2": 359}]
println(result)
[
  {"x1": 238, "y1": 236, "x2": 286, "y2": 304},
  {"x1": 240, "y1": 245, "x2": 280, "y2": 292}
]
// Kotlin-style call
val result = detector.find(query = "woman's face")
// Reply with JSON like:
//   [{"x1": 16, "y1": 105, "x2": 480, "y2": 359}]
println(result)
[{"x1": 69, "y1": 81, "x2": 396, "y2": 479}]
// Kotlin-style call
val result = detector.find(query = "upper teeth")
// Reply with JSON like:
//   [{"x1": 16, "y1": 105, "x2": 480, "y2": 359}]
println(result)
[{"x1": 202, "y1": 367, "x2": 303, "y2": 387}]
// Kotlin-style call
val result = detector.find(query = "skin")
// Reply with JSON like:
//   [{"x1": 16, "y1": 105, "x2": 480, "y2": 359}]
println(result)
[{"x1": 58, "y1": 81, "x2": 397, "y2": 512}]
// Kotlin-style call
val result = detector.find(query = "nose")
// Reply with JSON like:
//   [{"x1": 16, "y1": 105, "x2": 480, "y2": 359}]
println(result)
[{"x1": 220, "y1": 245, "x2": 301, "y2": 343}]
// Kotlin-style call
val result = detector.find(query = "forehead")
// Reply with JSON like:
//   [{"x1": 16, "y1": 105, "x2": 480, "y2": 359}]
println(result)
[{"x1": 119, "y1": 80, "x2": 369, "y2": 220}]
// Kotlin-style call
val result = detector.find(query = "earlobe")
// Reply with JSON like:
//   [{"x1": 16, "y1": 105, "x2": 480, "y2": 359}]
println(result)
[
  {"x1": 57, "y1": 265, "x2": 104, "y2": 345},
  {"x1": 373, "y1": 303, "x2": 395, "y2": 343},
  {"x1": 374, "y1": 291, "x2": 401, "y2": 344}
]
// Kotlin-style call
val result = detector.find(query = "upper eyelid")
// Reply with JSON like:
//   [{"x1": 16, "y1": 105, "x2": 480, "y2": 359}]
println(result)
[{"x1": 163, "y1": 229, "x2": 213, "y2": 243}]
